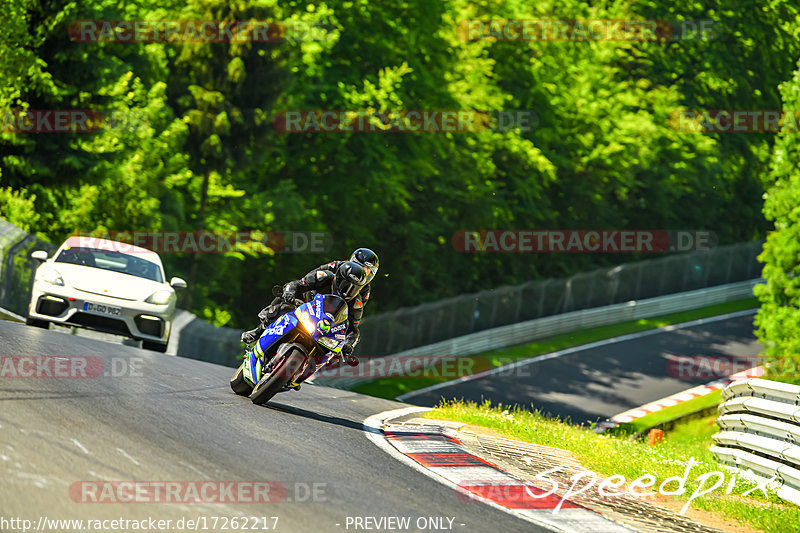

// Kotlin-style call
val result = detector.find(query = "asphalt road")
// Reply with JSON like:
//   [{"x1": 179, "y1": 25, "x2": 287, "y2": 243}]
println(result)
[
  {"x1": 0, "y1": 320, "x2": 541, "y2": 533},
  {"x1": 406, "y1": 312, "x2": 761, "y2": 423}
]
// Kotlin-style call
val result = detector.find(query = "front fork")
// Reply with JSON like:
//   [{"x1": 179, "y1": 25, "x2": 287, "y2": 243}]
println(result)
[
  {"x1": 248, "y1": 333, "x2": 334, "y2": 385},
  {"x1": 246, "y1": 331, "x2": 300, "y2": 380},
  {"x1": 294, "y1": 349, "x2": 340, "y2": 384}
]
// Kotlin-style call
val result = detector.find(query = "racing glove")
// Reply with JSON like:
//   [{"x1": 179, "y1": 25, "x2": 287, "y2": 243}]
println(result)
[
  {"x1": 282, "y1": 288, "x2": 296, "y2": 305},
  {"x1": 341, "y1": 342, "x2": 354, "y2": 357},
  {"x1": 341, "y1": 342, "x2": 358, "y2": 366}
]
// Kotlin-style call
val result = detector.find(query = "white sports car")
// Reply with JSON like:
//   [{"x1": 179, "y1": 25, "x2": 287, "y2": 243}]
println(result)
[{"x1": 26, "y1": 236, "x2": 187, "y2": 353}]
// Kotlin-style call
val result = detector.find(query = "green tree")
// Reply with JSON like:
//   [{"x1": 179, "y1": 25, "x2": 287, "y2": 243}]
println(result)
[
  {"x1": 754, "y1": 57, "x2": 800, "y2": 384},
  {"x1": 4, "y1": 0, "x2": 796, "y2": 330},
  {"x1": 0, "y1": 0, "x2": 188, "y2": 236}
]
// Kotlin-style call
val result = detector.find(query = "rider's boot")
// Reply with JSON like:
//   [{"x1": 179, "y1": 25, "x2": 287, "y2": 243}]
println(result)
[{"x1": 243, "y1": 302, "x2": 287, "y2": 345}]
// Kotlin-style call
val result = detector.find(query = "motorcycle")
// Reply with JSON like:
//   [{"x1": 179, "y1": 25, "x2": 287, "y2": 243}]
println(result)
[{"x1": 229, "y1": 291, "x2": 349, "y2": 405}]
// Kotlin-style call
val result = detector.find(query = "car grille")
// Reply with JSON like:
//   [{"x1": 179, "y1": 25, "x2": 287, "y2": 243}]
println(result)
[{"x1": 69, "y1": 313, "x2": 132, "y2": 337}]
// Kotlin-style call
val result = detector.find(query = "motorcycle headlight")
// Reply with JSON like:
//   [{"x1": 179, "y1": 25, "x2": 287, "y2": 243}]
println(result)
[
  {"x1": 317, "y1": 336, "x2": 340, "y2": 351},
  {"x1": 295, "y1": 309, "x2": 316, "y2": 334},
  {"x1": 145, "y1": 290, "x2": 173, "y2": 305},
  {"x1": 40, "y1": 266, "x2": 64, "y2": 286}
]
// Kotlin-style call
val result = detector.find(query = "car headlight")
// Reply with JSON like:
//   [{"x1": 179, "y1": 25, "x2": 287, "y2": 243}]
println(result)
[
  {"x1": 295, "y1": 309, "x2": 316, "y2": 334},
  {"x1": 145, "y1": 290, "x2": 174, "y2": 305},
  {"x1": 39, "y1": 266, "x2": 64, "y2": 286}
]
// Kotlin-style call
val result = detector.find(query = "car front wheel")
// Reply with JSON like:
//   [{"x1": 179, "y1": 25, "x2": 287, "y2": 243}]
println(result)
[
  {"x1": 142, "y1": 339, "x2": 168, "y2": 353},
  {"x1": 25, "y1": 317, "x2": 49, "y2": 329}
]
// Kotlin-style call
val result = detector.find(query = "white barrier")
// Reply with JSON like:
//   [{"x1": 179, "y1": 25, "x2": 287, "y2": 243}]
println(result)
[{"x1": 712, "y1": 378, "x2": 800, "y2": 507}]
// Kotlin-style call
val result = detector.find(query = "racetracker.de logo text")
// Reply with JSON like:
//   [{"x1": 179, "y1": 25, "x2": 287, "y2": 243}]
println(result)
[
  {"x1": 273, "y1": 110, "x2": 536, "y2": 133},
  {"x1": 68, "y1": 20, "x2": 330, "y2": 43},
  {"x1": 453, "y1": 230, "x2": 717, "y2": 253}
]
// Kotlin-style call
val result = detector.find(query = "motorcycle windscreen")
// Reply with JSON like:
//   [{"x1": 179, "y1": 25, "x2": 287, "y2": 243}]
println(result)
[{"x1": 321, "y1": 294, "x2": 348, "y2": 325}]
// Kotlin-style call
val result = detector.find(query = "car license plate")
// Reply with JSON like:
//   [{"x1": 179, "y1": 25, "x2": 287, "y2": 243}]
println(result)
[{"x1": 84, "y1": 302, "x2": 122, "y2": 316}]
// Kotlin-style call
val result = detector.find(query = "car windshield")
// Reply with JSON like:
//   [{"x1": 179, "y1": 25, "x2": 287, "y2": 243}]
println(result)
[
  {"x1": 321, "y1": 294, "x2": 348, "y2": 325},
  {"x1": 55, "y1": 247, "x2": 163, "y2": 282}
]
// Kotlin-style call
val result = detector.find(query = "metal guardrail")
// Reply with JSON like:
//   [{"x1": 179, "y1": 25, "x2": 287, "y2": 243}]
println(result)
[
  {"x1": 357, "y1": 241, "x2": 764, "y2": 357},
  {"x1": 1, "y1": 217, "x2": 764, "y2": 369},
  {"x1": 314, "y1": 279, "x2": 762, "y2": 388},
  {"x1": 175, "y1": 310, "x2": 243, "y2": 366},
  {"x1": 0, "y1": 305, "x2": 25, "y2": 323},
  {"x1": 711, "y1": 378, "x2": 800, "y2": 507}
]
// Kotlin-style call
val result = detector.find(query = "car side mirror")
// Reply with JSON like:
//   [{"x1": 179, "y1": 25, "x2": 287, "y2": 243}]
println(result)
[
  {"x1": 31, "y1": 250, "x2": 49, "y2": 262},
  {"x1": 170, "y1": 277, "x2": 187, "y2": 289}
]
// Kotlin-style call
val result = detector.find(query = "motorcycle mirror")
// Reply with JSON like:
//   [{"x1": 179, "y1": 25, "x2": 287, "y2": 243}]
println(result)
[{"x1": 272, "y1": 285, "x2": 283, "y2": 297}]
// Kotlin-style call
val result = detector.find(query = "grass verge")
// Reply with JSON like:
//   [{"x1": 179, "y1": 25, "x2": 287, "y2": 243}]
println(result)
[
  {"x1": 353, "y1": 297, "x2": 759, "y2": 400},
  {"x1": 619, "y1": 389, "x2": 725, "y2": 435},
  {"x1": 424, "y1": 401, "x2": 799, "y2": 533}
]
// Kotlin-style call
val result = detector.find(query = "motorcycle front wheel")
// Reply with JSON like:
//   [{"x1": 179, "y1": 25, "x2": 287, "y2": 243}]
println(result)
[
  {"x1": 250, "y1": 348, "x2": 306, "y2": 405},
  {"x1": 230, "y1": 363, "x2": 254, "y2": 396}
]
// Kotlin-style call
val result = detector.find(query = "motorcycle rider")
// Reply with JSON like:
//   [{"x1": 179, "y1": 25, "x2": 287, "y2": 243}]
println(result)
[
  {"x1": 241, "y1": 248, "x2": 379, "y2": 348},
  {"x1": 241, "y1": 259, "x2": 376, "y2": 368},
  {"x1": 305, "y1": 247, "x2": 379, "y2": 309}
]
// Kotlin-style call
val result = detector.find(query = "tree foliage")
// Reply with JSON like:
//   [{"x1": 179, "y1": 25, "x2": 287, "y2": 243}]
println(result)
[
  {"x1": 1, "y1": 0, "x2": 795, "y2": 328},
  {"x1": 755, "y1": 57, "x2": 800, "y2": 384}
]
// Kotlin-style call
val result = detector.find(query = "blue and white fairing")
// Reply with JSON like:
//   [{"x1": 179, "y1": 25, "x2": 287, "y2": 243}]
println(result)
[{"x1": 243, "y1": 293, "x2": 349, "y2": 386}]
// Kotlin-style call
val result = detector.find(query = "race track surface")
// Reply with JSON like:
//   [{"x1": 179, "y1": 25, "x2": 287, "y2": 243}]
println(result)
[
  {"x1": 407, "y1": 312, "x2": 761, "y2": 423},
  {"x1": 0, "y1": 321, "x2": 543, "y2": 533}
]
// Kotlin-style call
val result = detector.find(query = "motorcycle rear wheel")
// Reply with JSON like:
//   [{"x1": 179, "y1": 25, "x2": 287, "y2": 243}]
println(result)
[{"x1": 250, "y1": 349, "x2": 306, "y2": 405}]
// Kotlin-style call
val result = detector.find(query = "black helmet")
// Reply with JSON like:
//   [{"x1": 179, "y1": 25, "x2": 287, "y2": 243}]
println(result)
[
  {"x1": 333, "y1": 261, "x2": 368, "y2": 300},
  {"x1": 350, "y1": 248, "x2": 379, "y2": 283}
]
